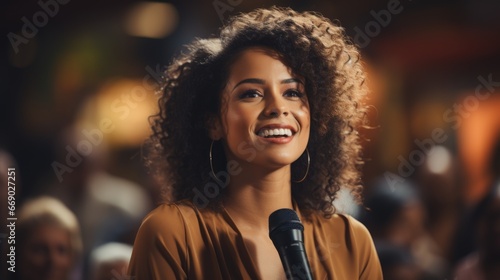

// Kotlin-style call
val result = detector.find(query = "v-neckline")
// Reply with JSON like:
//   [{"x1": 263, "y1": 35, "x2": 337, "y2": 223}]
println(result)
[
  {"x1": 220, "y1": 205, "x2": 262, "y2": 279},
  {"x1": 220, "y1": 201, "x2": 303, "y2": 279}
]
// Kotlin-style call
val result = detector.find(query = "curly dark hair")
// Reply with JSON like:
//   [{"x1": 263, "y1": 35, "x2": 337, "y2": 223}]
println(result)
[{"x1": 147, "y1": 7, "x2": 367, "y2": 218}]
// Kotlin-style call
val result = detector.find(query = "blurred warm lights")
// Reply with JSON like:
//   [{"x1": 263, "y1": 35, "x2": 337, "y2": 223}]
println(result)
[
  {"x1": 75, "y1": 79, "x2": 158, "y2": 147},
  {"x1": 124, "y1": 2, "x2": 179, "y2": 39},
  {"x1": 426, "y1": 145, "x2": 452, "y2": 174},
  {"x1": 458, "y1": 94, "x2": 500, "y2": 204},
  {"x1": 411, "y1": 98, "x2": 449, "y2": 139}
]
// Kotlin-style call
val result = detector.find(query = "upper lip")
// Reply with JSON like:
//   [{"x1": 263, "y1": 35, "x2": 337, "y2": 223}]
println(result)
[{"x1": 255, "y1": 124, "x2": 297, "y2": 134}]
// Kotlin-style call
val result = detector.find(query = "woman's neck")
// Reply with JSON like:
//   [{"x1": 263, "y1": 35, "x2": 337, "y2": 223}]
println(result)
[{"x1": 222, "y1": 164, "x2": 293, "y2": 232}]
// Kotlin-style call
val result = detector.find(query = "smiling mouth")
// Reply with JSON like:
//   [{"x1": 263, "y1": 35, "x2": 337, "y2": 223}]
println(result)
[{"x1": 257, "y1": 128, "x2": 293, "y2": 138}]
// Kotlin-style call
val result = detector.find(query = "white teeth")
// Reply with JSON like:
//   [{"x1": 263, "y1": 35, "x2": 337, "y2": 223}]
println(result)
[{"x1": 258, "y1": 128, "x2": 293, "y2": 137}]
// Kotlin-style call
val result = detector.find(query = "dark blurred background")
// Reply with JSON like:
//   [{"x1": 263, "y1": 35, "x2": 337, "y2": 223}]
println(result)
[{"x1": 1, "y1": 0, "x2": 500, "y2": 279}]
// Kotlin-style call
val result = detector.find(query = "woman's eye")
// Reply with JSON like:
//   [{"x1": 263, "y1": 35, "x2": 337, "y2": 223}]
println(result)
[
  {"x1": 284, "y1": 89, "x2": 304, "y2": 98},
  {"x1": 239, "y1": 90, "x2": 262, "y2": 99}
]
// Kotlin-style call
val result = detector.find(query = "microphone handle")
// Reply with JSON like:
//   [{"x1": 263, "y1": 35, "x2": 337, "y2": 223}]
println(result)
[{"x1": 277, "y1": 242, "x2": 313, "y2": 280}]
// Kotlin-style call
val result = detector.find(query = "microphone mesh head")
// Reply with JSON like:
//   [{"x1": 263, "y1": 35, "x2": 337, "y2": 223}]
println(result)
[{"x1": 269, "y1": 208, "x2": 304, "y2": 234}]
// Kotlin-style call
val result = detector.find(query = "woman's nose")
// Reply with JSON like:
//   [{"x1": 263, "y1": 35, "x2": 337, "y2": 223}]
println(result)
[{"x1": 264, "y1": 92, "x2": 289, "y2": 118}]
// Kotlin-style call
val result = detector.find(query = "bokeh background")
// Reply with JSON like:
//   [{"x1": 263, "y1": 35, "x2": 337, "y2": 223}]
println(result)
[{"x1": 1, "y1": 0, "x2": 500, "y2": 279}]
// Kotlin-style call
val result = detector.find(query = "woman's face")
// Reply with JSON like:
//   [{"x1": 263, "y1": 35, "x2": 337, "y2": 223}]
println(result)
[
  {"x1": 20, "y1": 225, "x2": 74, "y2": 280},
  {"x1": 214, "y1": 47, "x2": 310, "y2": 169}
]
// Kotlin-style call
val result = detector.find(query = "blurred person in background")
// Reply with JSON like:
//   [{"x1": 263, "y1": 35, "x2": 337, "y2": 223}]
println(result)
[
  {"x1": 42, "y1": 125, "x2": 151, "y2": 278},
  {"x1": 361, "y1": 174, "x2": 448, "y2": 279},
  {"x1": 376, "y1": 242, "x2": 421, "y2": 280},
  {"x1": 453, "y1": 138, "x2": 500, "y2": 280},
  {"x1": 453, "y1": 182, "x2": 500, "y2": 280},
  {"x1": 90, "y1": 242, "x2": 132, "y2": 280},
  {"x1": 128, "y1": 7, "x2": 382, "y2": 279},
  {"x1": 416, "y1": 145, "x2": 465, "y2": 266},
  {"x1": 15, "y1": 196, "x2": 82, "y2": 280}
]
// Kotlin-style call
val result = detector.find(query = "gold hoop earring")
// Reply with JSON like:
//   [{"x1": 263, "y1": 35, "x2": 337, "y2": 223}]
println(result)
[
  {"x1": 209, "y1": 140, "x2": 225, "y2": 185},
  {"x1": 293, "y1": 148, "x2": 310, "y2": 183}
]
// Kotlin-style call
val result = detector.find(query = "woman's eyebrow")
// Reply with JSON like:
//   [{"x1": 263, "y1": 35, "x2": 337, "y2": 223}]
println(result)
[
  {"x1": 281, "y1": 78, "x2": 303, "y2": 85},
  {"x1": 232, "y1": 77, "x2": 303, "y2": 91},
  {"x1": 232, "y1": 78, "x2": 265, "y2": 91}
]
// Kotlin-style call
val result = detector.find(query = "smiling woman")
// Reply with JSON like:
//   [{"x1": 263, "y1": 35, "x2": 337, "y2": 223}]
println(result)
[
  {"x1": 128, "y1": 6, "x2": 382, "y2": 279},
  {"x1": 212, "y1": 47, "x2": 310, "y2": 171}
]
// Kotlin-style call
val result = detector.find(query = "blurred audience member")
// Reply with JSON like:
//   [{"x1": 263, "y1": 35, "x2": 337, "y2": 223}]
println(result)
[
  {"x1": 376, "y1": 242, "x2": 421, "y2": 280},
  {"x1": 16, "y1": 196, "x2": 82, "y2": 280},
  {"x1": 417, "y1": 145, "x2": 465, "y2": 263},
  {"x1": 361, "y1": 174, "x2": 448, "y2": 279},
  {"x1": 90, "y1": 242, "x2": 132, "y2": 280},
  {"x1": 43, "y1": 126, "x2": 151, "y2": 277},
  {"x1": 362, "y1": 177, "x2": 424, "y2": 247},
  {"x1": 453, "y1": 182, "x2": 500, "y2": 280},
  {"x1": 453, "y1": 138, "x2": 500, "y2": 264}
]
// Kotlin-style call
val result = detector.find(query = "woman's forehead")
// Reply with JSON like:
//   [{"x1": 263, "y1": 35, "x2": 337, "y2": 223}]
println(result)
[{"x1": 225, "y1": 47, "x2": 301, "y2": 82}]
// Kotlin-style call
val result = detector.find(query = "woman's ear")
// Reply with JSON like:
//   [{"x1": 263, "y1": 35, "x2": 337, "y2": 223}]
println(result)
[{"x1": 206, "y1": 115, "x2": 223, "y2": 140}]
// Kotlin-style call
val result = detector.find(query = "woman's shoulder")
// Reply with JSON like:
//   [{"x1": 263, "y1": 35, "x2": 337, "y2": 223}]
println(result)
[
  {"x1": 311, "y1": 213, "x2": 382, "y2": 279},
  {"x1": 314, "y1": 212, "x2": 370, "y2": 234},
  {"x1": 134, "y1": 202, "x2": 186, "y2": 241},
  {"x1": 138, "y1": 200, "x2": 223, "y2": 236},
  {"x1": 310, "y1": 212, "x2": 375, "y2": 247},
  {"x1": 129, "y1": 201, "x2": 210, "y2": 277},
  {"x1": 140, "y1": 200, "x2": 200, "y2": 230},
  {"x1": 340, "y1": 213, "x2": 372, "y2": 238},
  {"x1": 145, "y1": 201, "x2": 196, "y2": 217}
]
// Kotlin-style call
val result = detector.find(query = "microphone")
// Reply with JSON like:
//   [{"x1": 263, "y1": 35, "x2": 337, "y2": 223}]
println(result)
[{"x1": 269, "y1": 209, "x2": 313, "y2": 280}]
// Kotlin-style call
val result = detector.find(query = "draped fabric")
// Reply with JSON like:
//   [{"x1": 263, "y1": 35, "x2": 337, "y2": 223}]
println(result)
[{"x1": 128, "y1": 200, "x2": 383, "y2": 279}]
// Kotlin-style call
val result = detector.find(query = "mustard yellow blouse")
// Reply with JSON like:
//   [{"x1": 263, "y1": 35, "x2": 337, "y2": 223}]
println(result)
[{"x1": 128, "y1": 201, "x2": 382, "y2": 279}]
